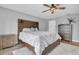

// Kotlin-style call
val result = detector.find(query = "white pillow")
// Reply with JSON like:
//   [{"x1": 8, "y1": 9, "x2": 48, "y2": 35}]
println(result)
[
  {"x1": 30, "y1": 27, "x2": 38, "y2": 31},
  {"x1": 30, "y1": 27, "x2": 34, "y2": 31},
  {"x1": 22, "y1": 28, "x2": 31, "y2": 32},
  {"x1": 34, "y1": 28, "x2": 38, "y2": 31}
]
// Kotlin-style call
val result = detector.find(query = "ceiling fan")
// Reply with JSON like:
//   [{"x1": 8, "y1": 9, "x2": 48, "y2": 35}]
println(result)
[{"x1": 42, "y1": 4, "x2": 66, "y2": 14}]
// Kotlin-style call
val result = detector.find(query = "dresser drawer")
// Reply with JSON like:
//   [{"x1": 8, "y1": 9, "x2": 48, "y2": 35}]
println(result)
[
  {"x1": 0, "y1": 36, "x2": 3, "y2": 49},
  {"x1": 0, "y1": 39, "x2": 2, "y2": 49},
  {"x1": 2, "y1": 34, "x2": 17, "y2": 48},
  {"x1": 2, "y1": 41, "x2": 14, "y2": 48}
]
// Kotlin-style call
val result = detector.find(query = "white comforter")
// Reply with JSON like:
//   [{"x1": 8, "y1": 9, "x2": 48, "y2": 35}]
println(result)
[{"x1": 19, "y1": 31, "x2": 61, "y2": 55}]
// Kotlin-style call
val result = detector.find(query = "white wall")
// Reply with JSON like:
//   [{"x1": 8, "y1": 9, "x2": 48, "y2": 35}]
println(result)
[
  {"x1": 72, "y1": 15, "x2": 79, "y2": 42},
  {"x1": 54, "y1": 13, "x2": 79, "y2": 42},
  {"x1": 0, "y1": 7, "x2": 48, "y2": 35}
]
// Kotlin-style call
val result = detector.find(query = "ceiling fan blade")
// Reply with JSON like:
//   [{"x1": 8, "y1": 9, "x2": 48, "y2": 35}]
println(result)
[
  {"x1": 43, "y1": 4, "x2": 50, "y2": 7},
  {"x1": 54, "y1": 4, "x2": 60, "y2": 6},
  {"x1": 57, "y1": 7, "x2": 66, "y2": 9},
  {"x1": 56, "y1": 4, "x2": 60, "y2": 6},
  {"x1": 42, "y1": 9, "x2": 50, "y2": 13}
]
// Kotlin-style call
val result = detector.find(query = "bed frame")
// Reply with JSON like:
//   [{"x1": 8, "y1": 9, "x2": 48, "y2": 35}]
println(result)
[
  {"x1": 18, "y1": 19, "x2": 60, "y2": 55},
  {"x1": 18, "y1": 19, "x2": 39, "y2": 33},
  {"x1": 21, "y1": 39, "x2": 60, "y2": 55}
]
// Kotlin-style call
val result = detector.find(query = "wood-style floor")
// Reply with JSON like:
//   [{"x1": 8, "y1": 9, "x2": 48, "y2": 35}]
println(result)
[{"x1": 0, "y1": 40, "x2": 79, "y2": 55}]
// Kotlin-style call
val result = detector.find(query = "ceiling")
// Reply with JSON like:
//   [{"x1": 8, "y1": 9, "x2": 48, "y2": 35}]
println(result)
[{"x1": 0, "y1": 4, "x2": 79, "y2": 20}]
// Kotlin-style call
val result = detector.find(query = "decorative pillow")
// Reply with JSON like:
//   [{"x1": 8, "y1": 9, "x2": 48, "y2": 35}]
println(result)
[
  {"x1": 30, "y1": 27, "x2": 35, "y2": 31},
  {"x1": 34, "y1": 28, "x2": 38, "y2": 31},
  {"x1": 31, "y1": 27, "x2": 38, "y2": 31},
  {"x1": 22, "y1": 27, "x2": 38, "y2": 32},
  {"x1": 22, "y1": 28, "x2": 31, "y2": 32}
]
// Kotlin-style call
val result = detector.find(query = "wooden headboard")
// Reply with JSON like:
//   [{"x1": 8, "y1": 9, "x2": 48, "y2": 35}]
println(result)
[{"x1": 18, "y1": 19, "x2": 39, "y2": 33}]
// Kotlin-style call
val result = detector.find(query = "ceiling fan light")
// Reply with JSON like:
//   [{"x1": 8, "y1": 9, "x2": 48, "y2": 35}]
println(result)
[{"x1": 50, "y1": 8, "x2": 56, "y2": 13}]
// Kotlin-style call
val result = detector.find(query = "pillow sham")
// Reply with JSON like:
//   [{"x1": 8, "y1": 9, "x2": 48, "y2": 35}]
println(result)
[
  {"x1": 34, "y1": 28, "x2": 38, "y2": 31},
  {"x1": 22, "y1": 28, "x2": 31, "y2": 32},
  {"x1": 30, "y1": 27, "x2": 38, "y2": 31},
  {"x1": 22, "y1": 27, "x2": 38, "y2": 32}
]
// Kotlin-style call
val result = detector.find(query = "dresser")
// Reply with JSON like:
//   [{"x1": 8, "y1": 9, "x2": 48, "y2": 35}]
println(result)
[
  {"x1": 0, "y1": 34, "x2": 18, "y2": 49},
  {"x1": 58, "y1": 24, "x2": 72, "y2": 41},
  {"x1": 0, "y1": 36, "x2": 2, "y2": 49}
]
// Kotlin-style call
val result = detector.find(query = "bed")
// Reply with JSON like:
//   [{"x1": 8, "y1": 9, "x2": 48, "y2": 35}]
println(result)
[{"x1": 18, "y1": 19, "x2": 61, "y2": 55}]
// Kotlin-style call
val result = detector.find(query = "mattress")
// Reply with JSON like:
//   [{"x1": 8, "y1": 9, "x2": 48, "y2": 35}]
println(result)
[{"x1": 19, "y1": 31, "x2": 61, "y2": 55}]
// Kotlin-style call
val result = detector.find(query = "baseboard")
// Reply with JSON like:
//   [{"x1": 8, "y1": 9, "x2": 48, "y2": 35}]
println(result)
[
  {"x1": 72, "y1": 40, "x2": 79, "y2": 42},
  {"x1": 61, "y1": 40, "x2": 79, "y2": 46}
]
